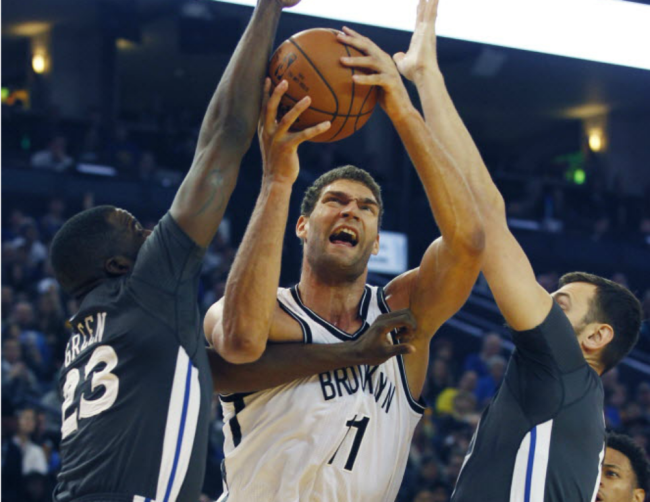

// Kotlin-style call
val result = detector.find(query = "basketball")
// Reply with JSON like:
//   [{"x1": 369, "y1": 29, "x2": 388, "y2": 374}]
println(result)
[{"x1": 268, "y1": 28, "x2": 378, "y2": 143}]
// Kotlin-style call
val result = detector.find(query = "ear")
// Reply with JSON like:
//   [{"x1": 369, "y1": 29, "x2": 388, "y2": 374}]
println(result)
[
  {"x1": 105, "y1": 256, "x2": 134, "y2": 276},
  {"x1": 296, "y1": 215, "x2": 308, "y2": 242},
  {"x1": 582, "y1": 323, "x2": 614, "y2": 352},
  {"x1": 371, "y1": 231, "x2": 380, "y2": 255},
  {"x1": 632, "y1": 488, "x2": 645, "y2": 502}
]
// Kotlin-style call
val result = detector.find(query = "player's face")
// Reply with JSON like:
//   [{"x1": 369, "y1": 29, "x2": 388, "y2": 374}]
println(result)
[
  {"x1": 297, "y1": 179, "x2": 380, "y2": 281},
  {"x1": 110, "y1": 208, "x2": 151, "y2": 257},
  {"x1": 596, "y1": 447, "x2": 645, "y2": 502},
  {"x1": 551, "y1": 281, "x2": 598, "y2": 337}
]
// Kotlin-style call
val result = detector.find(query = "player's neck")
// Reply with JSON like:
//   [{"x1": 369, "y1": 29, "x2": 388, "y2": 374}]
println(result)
[{"x1": 297, "y1": 267, "x2": 368, "y2": 332}]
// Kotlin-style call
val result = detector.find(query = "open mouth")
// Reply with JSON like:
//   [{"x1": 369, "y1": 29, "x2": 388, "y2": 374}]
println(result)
[
  {"x1": 329, "y1": 227, "x2": 359, "y2": 247},
  {"x1": 596, "y1": 494, "x2": 603, "y2": 502}
]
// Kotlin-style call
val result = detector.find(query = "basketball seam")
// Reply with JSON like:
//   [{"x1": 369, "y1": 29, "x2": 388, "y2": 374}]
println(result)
[
  {"x1": 354, "y1": 85, "x2": 376, "y2": 132},
  {"x1": 289, "y1": 38, "x2": 339, "y2": 121},
  {"x1": 281, "y1": 93, "x2": 374, "y2": 117},
  {"x1": 327, "y1": 43, "x2": 356, "y2": 142}
]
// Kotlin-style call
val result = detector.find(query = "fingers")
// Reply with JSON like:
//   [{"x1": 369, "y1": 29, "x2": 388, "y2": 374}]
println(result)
[
  {"x1": 276, "y1": 96, "x2": 311, "y2": 136},
  {"x1": 373, "y1": 309, "x2": 418, "y2": 335},
  {"x1": 340, "y1": 56, "x2": 378, "y2": 71},
  {"x1": 258, "y1": 78, "x2": 272, "y2": 136},
  {"x1": 265, "y1": 80, "x2": 289, "y2": 131},
  {"x1": 389, "y1": 343, "x2": 416, "y2": 357},
  {"x1": 338, "y1": 27, "x2": 377, "y2": 55},
  {"x1": 290, "y1": 120, "x2": 331, "y2": 144},
  {"x1": 425, "y1": 0, "x2": 440, "y2": 23},
  {"x1": 417, "y1": 0, "x2": 426, "y2": 24},
  {"x1": 351, "y1": 73, "x2": 387, "y2": 87}
]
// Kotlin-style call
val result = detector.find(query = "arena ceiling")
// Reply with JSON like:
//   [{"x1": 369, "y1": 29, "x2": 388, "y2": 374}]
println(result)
[{"x1": 3, "y1": 0, "x2": 650, "y2": 148}]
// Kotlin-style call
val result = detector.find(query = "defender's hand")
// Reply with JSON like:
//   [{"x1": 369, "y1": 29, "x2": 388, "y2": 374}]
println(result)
[
  {"x1": 393, "y1": 0, "x2": 440, "y2": 82},
  {"x1": 348, "y1": 309, "x2": 417, "y2": 367},
  {"x1": 258, "y1": 78, "x2": 331, "y2": 185},
  {"x1": 337, "y1": 27, "x2": 412, "y2": 122}
]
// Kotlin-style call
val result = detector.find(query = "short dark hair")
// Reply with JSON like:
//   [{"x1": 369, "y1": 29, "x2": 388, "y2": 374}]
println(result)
[
  {"x1": 559, "y1": 272, "x2": 642, "y2": 373},
  {"x1": 50, "y1": 205, "x2": 119, "y2": 296},
  {"x1": 300, "y1": 165, "x2": 384, "y2": 228},
  {"x1": 607, "y1": 432, "x2": 650, "y2": 491}
]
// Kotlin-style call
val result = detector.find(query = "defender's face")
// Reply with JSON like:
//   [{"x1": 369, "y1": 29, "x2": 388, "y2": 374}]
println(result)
[
  {"x1": 109, "y1": 208, "x2": 151, "y2": 256},
  {"x1": 297, "y1": 179, "x2": 380, "y2": 280},
  {"x1": 597, "y1": 447, "x2": 645, "y2": 502},
  {"x1": 551, "y1": 281, "x2": 598, "y2": 337}
]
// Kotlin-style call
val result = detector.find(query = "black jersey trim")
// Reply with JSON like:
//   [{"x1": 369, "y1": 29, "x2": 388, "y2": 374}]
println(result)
[
  {"x1": 278, "y1": 299, "x2": 313, "y2": 344},
  {"x1": 289, "y1": 285, "x2": 370, "y2": 341},
  {"x1": 219, "y1": 392, "x2": 254, "y2": 403},
  {"x1": 228, "y1": 395, "x2": 246, "y2": 448},
  {"x1": 378, "y1": 287, "x2": 427, "y2": 415}
]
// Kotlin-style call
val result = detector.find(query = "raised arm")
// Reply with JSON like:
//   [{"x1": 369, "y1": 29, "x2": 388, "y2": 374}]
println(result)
[
  {"x1": 338, "y1": 29, "x2": 484, "y2": 398},
  {"x1": 212, "y1": 81, "x2": 330, "y2": 363},
  {"x1": 170, "y1": 0, "x2": 299, "y2": 249},
  {"x1": 394, "y1": 0, "x2": 552, "y2": 331}
]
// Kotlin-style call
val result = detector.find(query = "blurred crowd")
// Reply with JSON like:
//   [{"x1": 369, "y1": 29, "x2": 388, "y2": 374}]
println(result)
[
  {"x1": 2, "y1": 200, "x2": 650, "y2": 501},
  {"x1": 3, "y1": 104, "x2": 650, "y2": 249}
]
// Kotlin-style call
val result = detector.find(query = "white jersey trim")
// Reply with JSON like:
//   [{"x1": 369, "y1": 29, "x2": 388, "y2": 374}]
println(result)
[
  {"x1": 153, "y1": 347, "x2": 201, "y2": 502},
  {"x1": 510, "y1": 419, "x2": 553, "y2": 502}
]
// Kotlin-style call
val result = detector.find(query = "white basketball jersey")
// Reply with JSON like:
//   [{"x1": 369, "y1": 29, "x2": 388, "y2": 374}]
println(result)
[{"x1": 218, "y1": 285, "x2": 425, "y2": 502}]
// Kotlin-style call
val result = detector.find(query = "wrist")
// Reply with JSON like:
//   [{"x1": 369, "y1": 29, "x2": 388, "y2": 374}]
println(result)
[
  {"x1": 413, "y1": 65, "x2": 444, "y2": 87},
  {"x1": 388, "y1": 103, "x2": 420, "y2": 127},
  {"x1": 261, "y1": 176, "x2": 295, "y2": 193}
]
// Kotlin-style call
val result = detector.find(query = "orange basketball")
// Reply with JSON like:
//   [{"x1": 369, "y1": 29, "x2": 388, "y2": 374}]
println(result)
[{"x1": 268, "y1": 28, "x2": 378, "y2": 143}]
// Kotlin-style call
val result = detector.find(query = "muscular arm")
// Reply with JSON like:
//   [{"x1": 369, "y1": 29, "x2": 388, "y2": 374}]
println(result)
[
  {"x1": 215, "y1": 82, "x2": 330, "y2": 363},
  {"x1": 170, "y1": 0, "x2": 286, "y2": 248},
  {"x1": 339, "y1": 28, "x2": 484, "y2": 399},
  {"x1": 396, "y1": 0, "x2": 552, "y2": 331},
  {"x1": 207, "y1": 309, "x2": 417, "y2": 393}
]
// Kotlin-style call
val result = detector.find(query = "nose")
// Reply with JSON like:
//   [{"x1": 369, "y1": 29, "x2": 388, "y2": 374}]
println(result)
[{"x1": 340, "y1": 201, "x2": 361, "y2": 219}]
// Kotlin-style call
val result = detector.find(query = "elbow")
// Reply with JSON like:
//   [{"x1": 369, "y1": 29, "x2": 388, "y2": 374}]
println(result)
[
  {"x1": 217, "y1": 333, "x2": 266, "y2": 365},
  {"x1": 454, "y1": 223, "x2": 486, "y2": 257}
]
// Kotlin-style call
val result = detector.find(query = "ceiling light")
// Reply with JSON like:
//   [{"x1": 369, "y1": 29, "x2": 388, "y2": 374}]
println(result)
[{"x1": 213, "y1": 0, "x2": 650, "y2": 71}]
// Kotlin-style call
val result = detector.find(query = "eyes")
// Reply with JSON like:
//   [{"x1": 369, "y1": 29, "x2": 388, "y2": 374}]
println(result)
[
  {"x1": 605, "y1": 469, "x2": 620, "y2": 478},
  {"x1": 323, "y1": 196, "x2": 375, "y2": 213}
]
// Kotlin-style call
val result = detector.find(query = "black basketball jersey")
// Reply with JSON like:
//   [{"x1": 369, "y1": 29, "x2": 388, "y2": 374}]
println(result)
[
  {"x1": 54, "y1": 213, "x2": 212, "y2": 502},
  {"x1": 452, "y1": 302, "x2": 605, "y2": 502}
]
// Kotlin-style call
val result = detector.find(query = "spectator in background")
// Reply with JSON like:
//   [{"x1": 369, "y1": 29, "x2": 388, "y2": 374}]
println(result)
[
  {"x1": 2, "y1": 338, "x2": 41, "y2": 408},
  {"x1": 137, "y1": 151, "x2": 158, "y2": 181},
  {"x1": 9, "y1": 302, "x2": 52, "y2": 380},
  {"x1": 474, "y1": 355, "x2": 507, "y2": 407},
  {"x1": 40, "y1": 198, "x2": 66, "y2": 241},
  {"x1": 463, "y1": 332, "x2": 503, "y2": 378},
  {"x1": 2, "y1": 285, "x2": 15, "y2": 322},
  {"x1": 30, "y1": 135, "x2": 73, "y2": 172},
  {"x1": 436, "y1": 370, "x2": 478, "y2": 416},
  {"x1": 11, "y1": 218, "x2": 48, "y2": 271},
  {"x1": 11, "y1": 408, "x2": 49, "y2": 477},
  {"x1": 107, "y1": 123, "x2": 140, "y2": 174},
  {"x1": 0, "y1": 397, "x2": 23, "y2": 502},
  {"x1": 598, "y1": 433, "x2": 650, "y2": 502},
  {"x1": 424, "y1": 357, "x2": 455, "y2": 404}
]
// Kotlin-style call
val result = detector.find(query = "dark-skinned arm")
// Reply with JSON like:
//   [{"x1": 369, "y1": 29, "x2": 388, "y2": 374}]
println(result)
[
  {"x1": 208, "y1": 309, "x2": 417, "y2": 394},
  {"x1": 170, "y1": 0, "x2": 298, "y2": 248}
]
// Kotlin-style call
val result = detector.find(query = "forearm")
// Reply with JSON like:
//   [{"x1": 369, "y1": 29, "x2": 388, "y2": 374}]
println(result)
[
  {"x1": 413, "y1": 68, "x2": 505, "y2": 215},
  {"x1": 392, "y1": 106, "x2": 484, "y2": 252},
  {"x1": 209, "y1": 342, "x2": 358, "y2": 394},
  {"x1": 219, "y1": 180, "x2": 293, "y2": 362},
  {"x1": 171, "y1": 0, "x2": 284, "y2": 247},
  {"x1": 197, "y1": 0, "x2": 282, "y2": 153}
]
